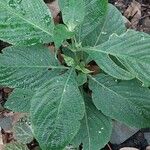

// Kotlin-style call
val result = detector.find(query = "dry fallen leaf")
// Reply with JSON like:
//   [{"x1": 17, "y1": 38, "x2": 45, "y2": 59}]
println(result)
[
  {"x1": 0, "y1": 127, "x2": 4, "y2": 150},
  {"x1": 87, "y1": 64, "x2": 100, "y2": 75},
  {"x1": 115, "y1": 0, "x2": 126, "y2": 13},
  {"x1": 0, "y1": 128, "x2": 3, "y2": 145},
  {"x1": 124, "y1": 0, "x2": 141, "y2": 28},
  {"x1": 12, "y1": 113, "x2": 28, "y2": 125},
  {"x1": 0, "y1": 145, "x2": 4, "y2": 150},
  {"x1": 47, "y1": 0, "x2": 60, "y2": 22},
  {"x1": 143, "y1": 16, "x2": 150, "y2": 28}
]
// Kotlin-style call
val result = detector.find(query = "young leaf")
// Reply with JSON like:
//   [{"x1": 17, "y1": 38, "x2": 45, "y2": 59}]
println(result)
[
  {"x1": 72, "y1": 93, "x2": 112, "y2": 150},
  {"x1": 82, "y1": 3, "x2": 126, "y2": 46},
  {"x1": 84, "y1": 30, "x2": 150, "y2": 86},
  {"x1": 89, "y1": 74, "x2": 150, "y2": 128},
  {"x1": 5, "y1": 142, "x2": 29, "y2": 150},
  {"x1": 63, "y1": 55, "x2": 75, "y2": 67},
  {"x1": 76, "y1": 0, "x2": 108, "y2": 42},
  {"x1": 53, "y1": 24, "x2": 74, "y2": 48},
  {"x1": 30, "y1": 69, "x2": 85, "y2": 150},
  {"x1": 0, "y1": 45, "x2": 66, "y2": 89},
  {"x1": 59, "y1": 0, "x2": 85, "y2": 31},
  {"x1": 0, "y1": 0, "x2": 54, "y2": 45},
  {"x1": 13, "y1": 121, "x2": 33, "y2": 144},
  {"x1": 5, "y1": 88, "x2": 34, "y2": 112},
  {"x1": 76, "y1": 72, "x2": 87, "y2": 86}
]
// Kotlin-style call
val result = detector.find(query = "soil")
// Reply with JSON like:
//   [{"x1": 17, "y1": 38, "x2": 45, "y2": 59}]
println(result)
[
  {"x1": 103, "y1": 130, "x2": 149, "y2": 150},
  {"x1": 109, "y1": 0, "x2": 150, "y2": 33}
]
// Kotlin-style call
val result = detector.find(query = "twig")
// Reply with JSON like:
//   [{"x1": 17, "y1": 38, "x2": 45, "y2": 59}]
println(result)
[
  {"x1": 141, "y1": 4, "x2": 150, "y2": 9},
  {"x1": 140, "y1": 14, "x2": 150, "y2": 20},
  {"x1": 107, "y1": 144, "x2": 112, "y2": 150}
]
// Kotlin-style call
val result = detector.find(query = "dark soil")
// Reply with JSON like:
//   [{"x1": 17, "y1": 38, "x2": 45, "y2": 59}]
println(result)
[{"x1": 104, "y1": 130, "x2": 149, "y2": 150}]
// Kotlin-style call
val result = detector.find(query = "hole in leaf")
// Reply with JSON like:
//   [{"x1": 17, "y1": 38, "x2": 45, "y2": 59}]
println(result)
[{"x1": 48, "y1": 68, "x2": 52, "y2": 71}]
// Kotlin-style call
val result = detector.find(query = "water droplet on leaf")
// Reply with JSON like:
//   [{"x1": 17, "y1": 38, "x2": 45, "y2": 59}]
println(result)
[
  {"x1": 101, "y1": 31, "x2": 107, "y2": 35},
  {"x1": 8, "y1": 0, "x2": 25, "y2": 15},
  {"x1": 43, "y1": 15, "x2": 51, "y2": 27},
  {"x1": 16, "y1": 0, "x2": 22, "y2": 4},
  {"x1": 20, "y1": 8, "x2": 26, "y2": 15},
  {"x1": 9, "y1": 0, "x2": 17, "y2": 8},
  {"x1": 98, "y1": 131, "x2": 102, "y2": 134},
  {"x1": 9, "y1": 0, "x2": 22, "y2": 7}
]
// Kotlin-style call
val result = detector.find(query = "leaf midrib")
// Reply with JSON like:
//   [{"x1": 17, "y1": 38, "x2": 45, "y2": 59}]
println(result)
[
  {"x1": 56, "y1": 69, "x2": 73, "y2": 119},
  {"x1": 89, "y1": 75, "x2": 127, "y2": 100},
  {"x1": 85, "y1": 110, "x2": 91, "y2": 150},
  {"x1": 0, "y1": 66, "x2": 68, "y2": 69},
  {"x1": 94, "y1": 13, "x2": 107, "y2": 46},
  {"x1": 89, "y1": 75, "x2": 146, "y2": 124},
  {"x1": 0, "y1": 2, "x2": 53, "y2": 37}
]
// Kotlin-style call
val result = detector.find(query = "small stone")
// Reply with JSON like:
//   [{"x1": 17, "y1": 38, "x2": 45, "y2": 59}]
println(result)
[
  {"x1": 110, "y1": 121, "x2": 139, "y2": 144},
  {"x1": 146, "y1": 146, "x2": 150, "y2": 150},
  {"x1": 144, "y1": 132, "x2": 150, "y2": 145},
  {"x1": 120, "y1": 147, "x2": 139, "y2": 150}
]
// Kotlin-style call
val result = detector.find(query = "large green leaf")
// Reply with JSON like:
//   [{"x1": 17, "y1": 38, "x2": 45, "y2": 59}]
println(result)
[
  {"x1": 30, "y1": 69, "x2": 85, "y2": 150},
  {"x1": 59, "y1": 0, "x2": 85, "y2": 31},
  {"x1": 89, "y1": 74, "x2": 150, "y2": 128},
  {"x1": 72, "y1": 93, "x2": 112, "y2": 150},
  {"x1": 84, "y1": 30, "x2": 150, "y2": 86},
  {"x1": 5, "y1": 88, "x2": 33, "y2": 112},
  {"x1": 0, "y1": 0, "x2": 54, "y2": 45},
  {"x1": 82, "y1": 4, "x2": 126, "y2": 46},
  {"x1": 76, "y1": 0, "x2": 108, "y2": 42},
  {"x1": 5, "y1": 142, "x2": 29, "y2": 150},
  {"x1": 0, "y1": 45, "x2": 66, "y2": 89}
]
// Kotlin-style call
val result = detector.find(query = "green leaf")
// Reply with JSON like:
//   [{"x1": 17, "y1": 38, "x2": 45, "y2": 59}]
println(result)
[
  {"x1": 30, "y1": 69, "x2": 85, "y2": 150},
  {"x1": 5, "y1": 89, "x2": 33, "y2": 112},
  {"x1": 13, "y1": 121, "x2": 33, "y2": 144},
  {"x1": 82, "y1": 3, "x2": 126, "y2": 46},
  {"x1": 0, "y1": 116, "x2": 13, "y2": 131},
  {"x1": 62, "y1": 54, "x2": 75, "y2": 67},
  {"x1": 75, "y1": 65, "x2": 92, "y2": 74},
  {"x1": 76, "y1": 72, "x2": 87, "y2": 86},
  {"x1": 0, "y1": 45, "x2": 66, "y2": 89},
  {"x1": 53, "y1": 24, "x2": 74, "y2": 48},
  {"x1": 0, "y1": 0, "x2": 54, "y2": 45},
  {"x1": 76, "y1": 0, "x2": 108, "y2": 42},
  {"x1": 72, "y1": 93, "x2": 112, "y2": 150},
  {"x1": 5, "y1": 142, "x2": 29, "y2": 150},
  {"x1": 89, "y1": 74, "x2": 150, "y2": 128},
  {"x1": 59, "y1": 0, "x2": 85, "y2": 31},
  {"x1": 84, "y1": 30, "x2": 150, "y2": 86}
]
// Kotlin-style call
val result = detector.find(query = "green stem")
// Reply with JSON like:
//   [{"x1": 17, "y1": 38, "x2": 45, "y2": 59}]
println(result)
[{"x1": 71, "y1": 36, "x2": 79, "y2": 64}]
